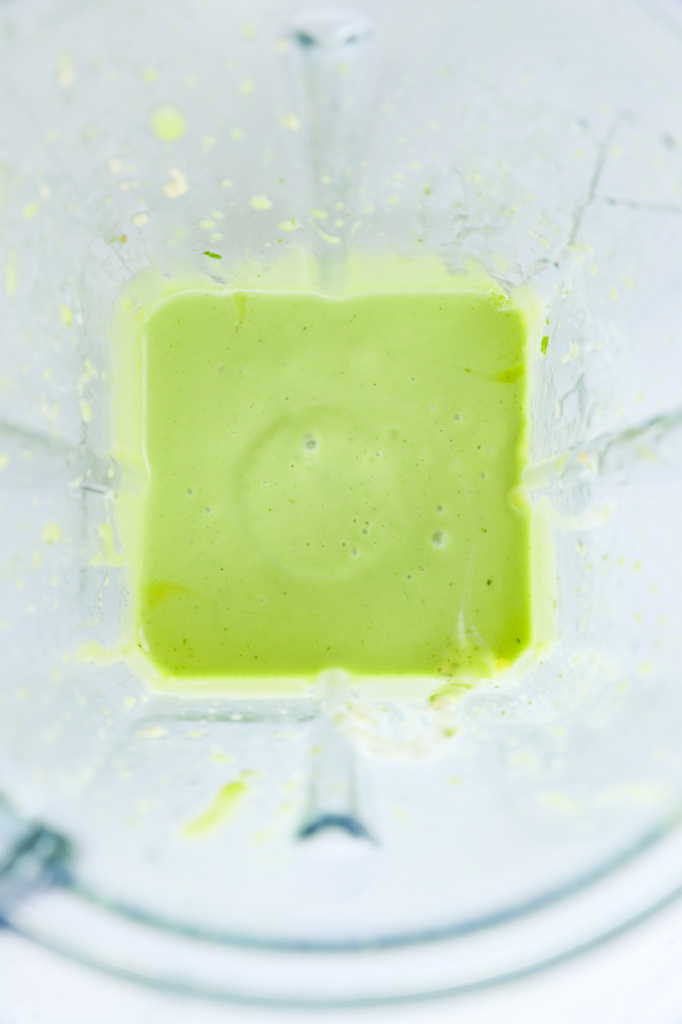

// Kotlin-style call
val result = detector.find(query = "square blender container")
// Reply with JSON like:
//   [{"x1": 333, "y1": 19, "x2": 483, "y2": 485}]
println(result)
[{"x1": 1, "y1": 0, "x2": 682, "y2": 1005}]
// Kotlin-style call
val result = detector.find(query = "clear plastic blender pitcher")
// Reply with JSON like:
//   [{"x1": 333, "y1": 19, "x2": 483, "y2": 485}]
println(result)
[{"x1": 2, "y1": 0, "x2": 682, "y2": 1005}]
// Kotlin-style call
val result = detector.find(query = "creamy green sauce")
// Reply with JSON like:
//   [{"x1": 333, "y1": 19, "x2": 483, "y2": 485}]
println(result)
[{"x1": 132, "y1": 283, "x2": 532, "y2": 682}]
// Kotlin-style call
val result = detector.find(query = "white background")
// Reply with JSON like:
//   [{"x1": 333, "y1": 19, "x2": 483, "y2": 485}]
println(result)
[{"x1": 2, "y1": 896, "x2": 682, "y2": 1024}]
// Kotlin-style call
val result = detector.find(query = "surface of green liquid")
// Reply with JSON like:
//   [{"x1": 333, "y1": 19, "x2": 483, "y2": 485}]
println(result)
[{"x1": 137, "y1": 286, "x2": 531, "y2": 680}]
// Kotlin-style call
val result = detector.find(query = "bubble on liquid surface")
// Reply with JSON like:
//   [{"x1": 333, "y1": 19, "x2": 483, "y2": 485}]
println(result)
[
  {"x1": 236, "y1": 404, "x2": 399, "y2": 579},
  {"x1": 431, "y1": 530, "x2": 447, "y2": 548}
]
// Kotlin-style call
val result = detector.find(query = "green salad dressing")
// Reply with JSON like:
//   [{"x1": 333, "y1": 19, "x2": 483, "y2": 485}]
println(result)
[{"x1": 128, "y1": 279, "x2": 533, "y2": 684}]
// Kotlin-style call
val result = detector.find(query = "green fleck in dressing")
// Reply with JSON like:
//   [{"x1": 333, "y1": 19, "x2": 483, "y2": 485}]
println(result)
[
  {"x1": 250, "y1": 194, "x2": 273, "y2": 210},
  {"x1": 181, "y1": 780, "x2": 248, "y2": 838},
  {"x1": 150, "y1": 104, "x2": 187, "y2": 142},
  {"x1": 121, "y1": 267, "x2": 537, "y2": 689}
]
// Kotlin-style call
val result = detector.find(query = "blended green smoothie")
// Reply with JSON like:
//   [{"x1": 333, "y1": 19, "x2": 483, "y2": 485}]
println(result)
[{"x1": 133, "y1": 282, "x2": 531, "y2": 681}]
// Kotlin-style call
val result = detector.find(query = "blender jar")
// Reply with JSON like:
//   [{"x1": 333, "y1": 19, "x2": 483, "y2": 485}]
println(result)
[{"x1": 1, "y1": 0, "x2": 682, "y2": 1005}]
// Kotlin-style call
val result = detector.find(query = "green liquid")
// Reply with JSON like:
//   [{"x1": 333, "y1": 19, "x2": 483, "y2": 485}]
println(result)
[{"x1": 135, "y1": 285, "x2": 531, "y2": 681}]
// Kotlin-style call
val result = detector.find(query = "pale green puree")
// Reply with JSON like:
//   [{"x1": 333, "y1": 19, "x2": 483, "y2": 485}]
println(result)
[{"x1": 134, "y1": 284, "x2": 531, "y2": 681}]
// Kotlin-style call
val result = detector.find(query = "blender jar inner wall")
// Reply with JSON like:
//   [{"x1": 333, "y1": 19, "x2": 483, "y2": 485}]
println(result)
[{"x1": 0, "y1": 0, "x2": 682, "y2": 989}]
